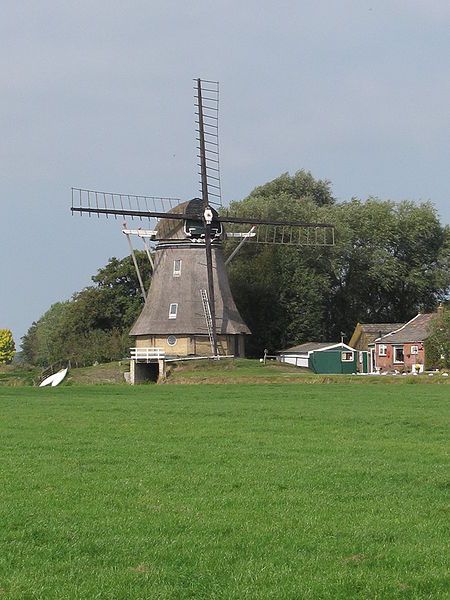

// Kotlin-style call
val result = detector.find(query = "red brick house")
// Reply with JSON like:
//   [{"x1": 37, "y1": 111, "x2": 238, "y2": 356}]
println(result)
[
  {"x1": 349, "y1": 322, "x2": 403, "y2": 373},
  {"x1": 373, "y1": 313, "x2": 436, "y2": 373}
]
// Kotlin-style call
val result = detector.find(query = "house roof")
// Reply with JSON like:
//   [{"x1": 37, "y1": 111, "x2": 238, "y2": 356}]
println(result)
[
  {"x1": 376, "y1": 313, "x2": 435, "y2": 344},
  {"x1": 348, "y1": 322, "x2": 404, "y2": 348},
  {"x1": 359, "y1": 323, "x2": 404, "y2": 334},
  {"x1": 130, "y1": 244, "x2": 250, "y2": 336},
  {"x1": 279, "y1": 342, "x2": 353, "y2": 354}
]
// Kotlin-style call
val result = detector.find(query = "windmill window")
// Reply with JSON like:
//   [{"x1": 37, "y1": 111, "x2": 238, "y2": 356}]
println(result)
[
  {"x1": 378, "y1": 345, "x2": 387, "y2": 356},
  {"x1": 393, "y1": 346, "x2": 404, "y2": 363},
  {"x1": 168, "y1": 303, "x2": 178, "y2": 319},
  {"x1": 167, "y1": 335, "x2": 177, "y2": 346},
  {"x1": 173, "y1": 260, "x2": 182, "y2": 277},
  {"x1": 411, "y1": 345, "x2": 419, "y2": 355}
]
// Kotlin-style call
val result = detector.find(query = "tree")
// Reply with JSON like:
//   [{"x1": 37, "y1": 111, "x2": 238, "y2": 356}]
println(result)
[
  {"x1": 21, "y1": 302, "x2": 72, "y2": 366},
  {"x1": 425, "y1": 305, "x2": 450, "y2": 369},
  {"x1": 320, "y1": 199, "x2": 450, "y2": 339},
  {"x1": 91, "y1": 253, "x2": 151, "y2": 328},
  {"x1": 0, "y1": 329, "x2": 15, "y2": 364},
  {"x1": 225, "y1": 172, "x2": 337, "y2": 354},
  {"x1": 21, "y1": 252, "x2": 152, "y2": 366},
  {"x1": 246, "y1": 170, "x2": 335, "y2": 206},
  {"x1": 226, "y1": 176, "x2": 450, "y2": 355}
]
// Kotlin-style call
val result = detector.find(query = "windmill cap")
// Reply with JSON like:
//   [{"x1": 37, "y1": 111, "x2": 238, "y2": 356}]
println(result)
[{"x1": 155, "y1": 198, "x2": 219, "y2": 240}]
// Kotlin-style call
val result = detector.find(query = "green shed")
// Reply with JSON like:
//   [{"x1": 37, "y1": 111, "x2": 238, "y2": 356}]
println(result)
[
  {"x1": 278, "y1": 342, "x2": 357, "y2": 374},
  {"x1": 308, "y1": 346, "x2": 357, "y2": 374}
]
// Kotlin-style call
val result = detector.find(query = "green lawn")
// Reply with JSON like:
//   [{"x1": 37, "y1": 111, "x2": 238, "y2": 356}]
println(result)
[
  {"x1": 166, "y1": 358, "x2": 450, "y2": 385},
  {"x1": 0, "y1": 384, "x2": 448, "y2": 599},
  {"x1": 2, "y1": 358, "x2": 449, "y2": 386}
]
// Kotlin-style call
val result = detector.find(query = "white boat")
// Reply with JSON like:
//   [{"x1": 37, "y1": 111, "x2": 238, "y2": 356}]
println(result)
[{"x1": 39, "y1": 367, "x2": 68, "y2": 387}]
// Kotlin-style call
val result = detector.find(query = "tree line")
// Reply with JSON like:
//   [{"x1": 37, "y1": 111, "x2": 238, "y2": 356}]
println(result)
[
  {"x1": 21, "y1": 171, "x2": 450, "y2": 365},
  {"x1": 225, "y1": 171, "x2": 450, "y2": 355},
  {"x1": 21, "y1": 254, "x2": 151, "y2": 367}
]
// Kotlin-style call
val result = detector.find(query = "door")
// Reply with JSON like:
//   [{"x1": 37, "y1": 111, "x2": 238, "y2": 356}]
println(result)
[
  {"x1": 234, "y1": 335, "x2": 240, "y2": 357},
  {"x1": 362, "y1": 352, "x2": 368, "y2": 373}
]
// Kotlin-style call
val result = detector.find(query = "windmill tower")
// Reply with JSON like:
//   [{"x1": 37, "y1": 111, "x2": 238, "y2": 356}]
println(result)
[
  {"x1": 71, "y1": 79, "x2": 334, "y2": 380},
  {"x1": 129, "y1": 197, "x2": 251, "y2": 358}
]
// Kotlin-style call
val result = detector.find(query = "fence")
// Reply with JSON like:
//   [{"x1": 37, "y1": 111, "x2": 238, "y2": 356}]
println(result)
[{"x1": 130, "y1": 348, "x2": 165, "y2": 362}]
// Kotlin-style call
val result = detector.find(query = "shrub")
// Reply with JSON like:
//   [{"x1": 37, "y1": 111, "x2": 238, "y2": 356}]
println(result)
[{"x1": 0, "y1": 329, "x2": 15, "y2": 364}]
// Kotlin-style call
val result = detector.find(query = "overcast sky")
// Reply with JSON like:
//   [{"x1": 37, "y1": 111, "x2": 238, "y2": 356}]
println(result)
[{"x1": 2, "y1": 0, "x2": 449, "y2": 345}]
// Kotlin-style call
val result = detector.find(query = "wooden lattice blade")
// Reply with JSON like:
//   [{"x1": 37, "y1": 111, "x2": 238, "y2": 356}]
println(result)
[
  {"x1": 219, "y1": 215, "x2": 333, "y2": 229},
  {"x1": 72, "y1": 204, "x2": 333, "y2": 229},
  {"x1": 244, "y1": 224, "x2": 335, "y2": 246},
  {"x1": 195, "y1": 79, "x2": 222, "y2": 208},
  {"x1": 71, "y1": 187, "x2": 182, "y2": 221},
  {"x1": 71, "y1": 188, "x2": 335, "y2": 247},
  {"x1": 71, "y1": 206, "x2": 191, "y2": 221}
]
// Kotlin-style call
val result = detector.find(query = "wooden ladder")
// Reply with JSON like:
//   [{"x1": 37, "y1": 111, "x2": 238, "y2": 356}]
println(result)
[{"x1": 200, "y1": 289, "x2": 216, "y2": 355}]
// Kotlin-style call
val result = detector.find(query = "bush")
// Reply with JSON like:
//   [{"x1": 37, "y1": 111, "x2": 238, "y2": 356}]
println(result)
[
  {"x1": 0, "y1": 329, "x2": 15, "y2": 364},
  {"x1": 425, "y1": 307, "x2": 450, "y2": 369}
]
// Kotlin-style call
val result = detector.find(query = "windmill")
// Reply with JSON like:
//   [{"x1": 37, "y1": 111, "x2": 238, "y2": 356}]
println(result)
[{"x1": 71, "y1": 78, "x2": 334, "y2": 366}]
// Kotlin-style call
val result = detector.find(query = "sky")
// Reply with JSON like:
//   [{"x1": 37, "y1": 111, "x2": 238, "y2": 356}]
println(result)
[{"x1": 2, "y1": 0, "x2": 450, "y2": 345}]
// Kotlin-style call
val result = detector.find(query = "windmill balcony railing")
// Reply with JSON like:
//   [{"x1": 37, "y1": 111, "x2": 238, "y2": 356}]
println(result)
[{"x1": 130, "y1": 347, "x2": 165, "y2": 362}]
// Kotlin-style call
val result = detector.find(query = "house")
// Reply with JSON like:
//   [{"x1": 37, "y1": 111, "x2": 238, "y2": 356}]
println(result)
[
  {"x1": 349, "y1": 322, "x2": 403, "y2": 373},
  {"x1": 349, "y1": 322, "x2": 404, "y2": 351},
  {"x1": 373, "y1": 312, "x2": 437, "y2": 373},
  {"x1": 278, "y1": 342, "x2": 357, "y2": 374}
]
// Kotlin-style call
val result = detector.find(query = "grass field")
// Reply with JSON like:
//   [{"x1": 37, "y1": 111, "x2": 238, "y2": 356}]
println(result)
[
  {"x1": 165, "y1": 359, "x2": 450, "y2": 385},
  {"x1": 1, "y1": 358, "x2": 449, "y2": 387},
  {"x1": 0, "y1": 384, "x2": 448, "y2": 599}
]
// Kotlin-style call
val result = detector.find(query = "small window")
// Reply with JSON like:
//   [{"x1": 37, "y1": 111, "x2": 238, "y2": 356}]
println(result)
[
  {"x1": 168, "y1": 303, "x2": 178, "y2": 319},
  {"x1": 378, "y1": 344, "x2": 387, "y2": 356},
  {"x1": 394, "y1": 346, "x2": 404, "y2": 363},
  {"x1": 341, "y1": 351, "x2": 354, "y2": 362},
  {"x1": 167, "y1": 335, "x2": 177, "y2": 346},
  {"x1": 411, "y1": 345, "x2": 419, "y2": 355},
  {"x1": 173, "y1": 259, "x2": 182, "y2": 277}
]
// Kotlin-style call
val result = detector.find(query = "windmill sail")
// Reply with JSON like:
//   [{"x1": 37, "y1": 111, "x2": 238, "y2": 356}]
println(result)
[
  {"x1": 227, "y1": 223, "x2": 335, "y2": 246},
  {"x1": 71, "y1": 193, "x2": 335, "y2": 246},
  {"x1": 196, "y1": 78, "x2": 220, "y2": 355},
  {"x1": 195, "y1": 79, "x2": 222, "y2": 208},
  {"x1": 71, "y1": 188, "x2": 181, "y2": 226}
]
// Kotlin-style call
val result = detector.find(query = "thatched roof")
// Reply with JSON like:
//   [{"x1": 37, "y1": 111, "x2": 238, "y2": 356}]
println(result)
[
  {"x1": 130, "y1": 244, "x2": 250, "y2": 336},
  {"x1": 155, "y1": 198, "x2": 220, "y2": 240},
  {"x1": 358, "y1": 323, "x2": 404, "y2": 334},
  {"x1": 349, "y1": 322, "x2": 404, "y2": 348}
]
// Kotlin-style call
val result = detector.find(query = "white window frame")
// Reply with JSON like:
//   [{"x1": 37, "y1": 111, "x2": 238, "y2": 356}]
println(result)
[
  {"x1": 167, "y1": 335, "x2": 177, "y2": 346},
  {"x1": 393, "y1": 346, "x2": 404, "y2": 364},
  {"x1": 378, "y1": 344, "x2": 387, "y2": 356},
  {"x1": 173, "y1": 259, "x2": 182, "y2": 277},
  {"x1": 168, "y1": 303, "x2": 178, "y2": 319},
  {"x1": 341, "y1": 351, "x2": 354, "y2": 362},
  {"x1": 410, "y1": 345, "x2": 419, "y2": 355}
]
